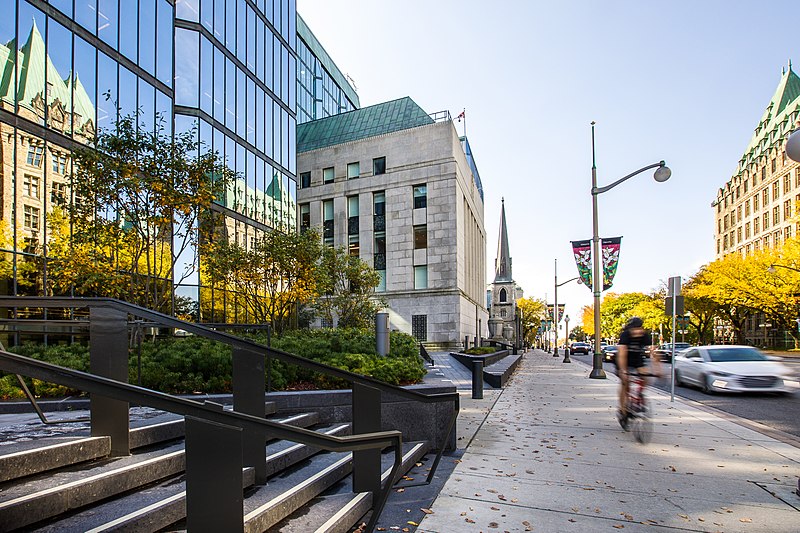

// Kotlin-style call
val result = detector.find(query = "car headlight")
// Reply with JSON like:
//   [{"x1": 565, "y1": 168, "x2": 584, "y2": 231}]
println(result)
[
  {"x1": 710, "y1": 370, "x2": 732, "y2": 377},
  {"x1": 782, "y1": 377, "x2": 800, "y2": 388}
]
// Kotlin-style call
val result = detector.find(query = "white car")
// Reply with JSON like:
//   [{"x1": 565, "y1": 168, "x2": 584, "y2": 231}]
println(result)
[{"x1": 674, "y1": 345, "x2": 799, "y2": 394}]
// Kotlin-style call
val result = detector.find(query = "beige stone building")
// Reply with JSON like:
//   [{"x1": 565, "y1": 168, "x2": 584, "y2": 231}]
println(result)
[
  {"x1": 714, "y1": 63, "x2": 800, "y2": 258},
  {"x1": 297, "y1": 97, "x2": 488, "y2": 349}
]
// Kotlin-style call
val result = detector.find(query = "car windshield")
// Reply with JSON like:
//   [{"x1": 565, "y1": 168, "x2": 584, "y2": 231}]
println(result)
[{"x1": 707, "y1": 347, "x2": 767, "y2": 362}]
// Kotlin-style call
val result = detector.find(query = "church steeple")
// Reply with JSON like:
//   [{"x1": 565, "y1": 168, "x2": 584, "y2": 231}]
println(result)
[{"x1": 494, "y1": 198, "x2": 513, "y2": 282}]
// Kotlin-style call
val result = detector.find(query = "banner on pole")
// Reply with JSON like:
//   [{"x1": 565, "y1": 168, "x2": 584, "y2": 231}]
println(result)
[
  {"x1": 601, "y1": 237, "x2": 622, "y2": 291},
  {"x1": 546, "y1": 304, "x2": 566, "y2": 323},
  {"x1": 570, "y1": 240, "x2": 593, "y2": 290}
]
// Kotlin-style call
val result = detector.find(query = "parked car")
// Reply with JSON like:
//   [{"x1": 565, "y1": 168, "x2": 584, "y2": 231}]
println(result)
[
  {"x1": 601, "y1": 344, "x2": 618, "y2": 363},
  {"x1": 654, "y1": 342, "x2": 692, "y2": 362},
  {"x1": 570, "y1": 342, "x2": 591, "y2": 355},
  {"x1": 673, "y1": 345, "x2": 800, "y2": 394}
]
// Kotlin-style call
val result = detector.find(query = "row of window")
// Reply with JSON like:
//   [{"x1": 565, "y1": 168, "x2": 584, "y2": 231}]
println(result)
[
  {"x1": 175, "y1": 0, "x2": 296, "y2": 53},
  {"x1": 296, "y1": 34, "x2": 356, "y2": 124},
  {"x1": 719, "y1": 159, "x2": 799, "y2": 211},
  {"x1": 299, "y1": 157, "x2": 386, "y2": 188},
  {"x1": 48, "y1": 0, "x2": 174, "y2": 88},
  {"x1": 719, "y1": 226, "x2": 793, "y2": 256}
]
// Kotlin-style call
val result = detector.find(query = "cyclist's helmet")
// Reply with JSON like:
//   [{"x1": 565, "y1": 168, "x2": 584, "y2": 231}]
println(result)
[{"x1": 625, "y1": 316, "x2": 643, "y2": 329}]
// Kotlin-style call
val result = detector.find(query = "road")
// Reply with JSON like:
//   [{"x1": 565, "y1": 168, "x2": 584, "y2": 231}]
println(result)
[{"x1": 566, "y1": 351, "x2": 800, "y2": 439}]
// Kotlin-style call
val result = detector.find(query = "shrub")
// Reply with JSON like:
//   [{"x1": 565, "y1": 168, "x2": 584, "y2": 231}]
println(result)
[
  {"x1": 465, "y1": 346, "x2": 498, "y2": 355},
  {"x1": 2, "y1": 328, "x2": 426, "y2": 397}
]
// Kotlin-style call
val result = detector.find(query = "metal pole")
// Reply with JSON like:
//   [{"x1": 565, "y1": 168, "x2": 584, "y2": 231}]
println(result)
[
  {"x1": 553, "y1": 259, "x2": 559, "y2": 356},
  {"x1": 563, "y1": 315, "x2": 571, "y2": 363},
  {"x1": 670, "y1": 295, "x2": 676, "y2": 402},
  {"x1": 590, "y1": 122, "x2": 606, "y2": 379}
]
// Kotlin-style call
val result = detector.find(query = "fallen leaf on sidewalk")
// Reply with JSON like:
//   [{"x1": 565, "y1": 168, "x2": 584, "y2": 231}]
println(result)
[
  {"x1": 740, "y1": 518, "x2": 753, "y2": 523},
  {"x1": 421, "y1": 508, "x2": 433, "y2": 514},
  {"x1": 613, "y1": 525, "x2": 624, "y2": 529},
  {"x1": 407, "y1": 521, "x2": 418, "y2": 526}
]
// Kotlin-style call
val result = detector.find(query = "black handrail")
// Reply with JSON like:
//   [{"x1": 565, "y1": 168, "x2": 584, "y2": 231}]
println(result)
[
  {"x1": 0, "y1": 297, "x2": 458, "y2": 406},
  {"x1": 0, "y1": 296, "x2": 460, "y2": 530},
  {"x1": 0, "y1": 349, "x2": 403, "y2": 532}
]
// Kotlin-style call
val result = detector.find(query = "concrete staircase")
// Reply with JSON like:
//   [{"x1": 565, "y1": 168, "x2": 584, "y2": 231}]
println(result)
[{"x1": 0, "y1": 404, "x2": 429, "y2": 533}]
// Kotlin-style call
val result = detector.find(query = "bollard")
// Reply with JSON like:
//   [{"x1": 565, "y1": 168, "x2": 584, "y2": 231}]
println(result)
[
  {"x1": 562, "y1": 345, "x2": 571, "y2": 364},
  {"x1": 375, "y1": 312, "x2": 389, "y2": 356},
  {"x1": 464, "y1": 336, "x2": 469, "y2": 351},
  {"x1": 471, "y1": 359, "x2": 484, "y2": 399}
]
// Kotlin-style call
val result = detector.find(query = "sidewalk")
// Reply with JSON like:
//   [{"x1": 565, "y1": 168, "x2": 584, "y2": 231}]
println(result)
[{"x1": 418, "y1": 349, "x2": 800, "y2": 532}]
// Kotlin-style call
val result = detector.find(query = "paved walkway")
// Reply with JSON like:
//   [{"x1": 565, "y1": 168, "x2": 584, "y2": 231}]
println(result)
[{"x1": 418, "y1": 349, "x2": 800, "y2": 532}]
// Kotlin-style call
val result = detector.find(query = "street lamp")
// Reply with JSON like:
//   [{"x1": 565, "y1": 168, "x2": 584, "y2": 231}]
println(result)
[
  {"x1": 553, "y1": 258, "x2": 581, "y2": 356},
  {"x1": 589, "y1": 122, "x2": 671, "y2": 379},
  {"x1": 786, "y1": 129, "x2": 800, "y2": 163},
  {"x1": 563, "y1": 314, "x2": 571, "y2": 363},
  {"x1": 768, "y1": 263, "x2": 800, "y2": 274}
]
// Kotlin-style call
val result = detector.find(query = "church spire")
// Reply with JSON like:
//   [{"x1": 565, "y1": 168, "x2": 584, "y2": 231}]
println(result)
[{"x1": 494, "y1": 198, "x2": 513, "y2": 282}]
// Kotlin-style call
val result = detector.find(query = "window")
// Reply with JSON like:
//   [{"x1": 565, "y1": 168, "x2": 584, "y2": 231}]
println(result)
[
  {"x1": 744, "y1": 179, "x2": 749, "y2": 193},
  {"x1": 723, "y1": 234, "x2": 728, "y2": 249},
  {"x1": 723, "y1": 214, "x2": 729, "y2": 230},
  {"x1": 299, "y1": 171, "x2": 311, "y2": 189},
  {"x1": 737, "y1": 227, "x2": 741, "y2": 243},
  {"x1": 51, "y1": 153, "x2": 67, "y2": 174},
  {"x1": 754, "y1": 216, "x2": 760, "y2": 234},
  {"x1": 372, "y1": 157, "x2": 386, "y2": 175},
  {"x1": 773, "y1": 206, "x2": 780, "y2": 225},
  {"x1": 23, "y1": 205, "x2": 40, "y2": 230},
  {"x1": 796, "y1": 169, "x2": 800, "y2": 188},
  {"x1": 411, "y1": 315, "x2": 427, "y2": 342},
  {"x1": 762, "y1": 188, "x2": 768, "y2": 205},
  {"x1": 764, "y1": 234, "x2": 770, "y2": 248},
  {"x1": 51, "y1": 182, "x2": 67, "y2": 204},
  {"x1": 736, "y1": 185, "x2": 740, "y2": 200},
  {"x1": 23, "y1": 174, "x2": 40, "y2": 198},
  {"x1": 323, "y1": 167, "x2": 334, "y2": 184},
  {"x1": 773, "y1": 181, "x2": 780, "y2": 201},
  {"x1": 500, "y1": 288, "x2": 507, "y2": 303},
  {"x1": 376, "y1": 270, "x2": 386, "y2": 292},
  {"x1": 745, "y1": 222, "x2": 750, "y2": 239},
  {"x1": 347, "y1": 162, "x2": 360, "y2": 179},
  {"x1": 745, "y1": 199, "x2": 750, "y2": 217},
  {"x1": 348, "y1": 195, "x2": 359, "y2": 235},
  {"x1": 754, "y1": 193, "x2": 760, "y2": 210},
  {"x1": 772, "y1": 158, "x2": 777, "y2": 173},
  {"x1": 786, "y1": 226, "x2": 792, "y2": 241},
  {"x1": 323, "y1": 199, "x2": 334, "y2": 245},
  {"x1": 413, "y1": 225, "x2": 427, "y2": 249},
  {"x1": 717, "y1": 219, "x2": 722, "y2": 234},
  {"x1": 299, "y1": 203, "x2": 310, "y2": 231},
  {"x1": 763, "y1": 212, "x2": 769, "y2": 229},
  {"x1": 761, "y1": 166, "x2": 766, "y2": 181},
  {"x1": 754, "y1": 240, "x2": 760, "y2": 252},
  {"x1": 26, "y1": 145, "x2": 44, "y2": 167},
  {"x1": 736, "y1": 205, "x2": 741, "y2": 221},
  {"x1": 414, "y1": 265, "x2": 428, "y2": 289},
  {"x1": 785, "y1": 174, "x2": 791, "y2": 194},
  {"x1": 785, "y1": 200, "x2": 792, "y2": 220},
  {"x1": 413, "y1": 184, "x2": 427, "y2": 209}
]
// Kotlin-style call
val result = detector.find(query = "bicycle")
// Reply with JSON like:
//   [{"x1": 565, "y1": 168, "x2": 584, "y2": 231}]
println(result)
[{"x1": 618, "y1": 370, "x2": 657, "y2": 444}]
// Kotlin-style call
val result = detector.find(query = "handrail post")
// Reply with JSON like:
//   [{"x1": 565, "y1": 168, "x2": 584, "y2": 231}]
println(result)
[
  {"x1": 352, "y1": 382, "x2": 382, "y2": 493},
  {"x1": 185, "y1": 403, "x2": 244, "y2": 532},
  {"x1": 89, "y1": 305, "x2": 130, "y2": 456},
  {"x1": 233, "y1": 348, "x2": 267, "y2": 484}
]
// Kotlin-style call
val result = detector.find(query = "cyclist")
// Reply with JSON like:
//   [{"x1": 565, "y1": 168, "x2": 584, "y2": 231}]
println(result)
[{"x1": 616, "y1": 316, "x2": 660, "y2": 429}]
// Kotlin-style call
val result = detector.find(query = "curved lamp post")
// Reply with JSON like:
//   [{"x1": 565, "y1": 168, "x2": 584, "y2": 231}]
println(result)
[
  {"x1": 768, "y1": 263, "x2": 800, "y2": 274},
  {"x1": 589, "y1": 122, "x2": 671, "y2": 379},
  {"x1": 563, "y1": 314, "x2": 571, "y2": 363}
]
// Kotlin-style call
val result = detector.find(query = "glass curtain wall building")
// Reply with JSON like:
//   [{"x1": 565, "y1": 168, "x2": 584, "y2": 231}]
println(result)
[
  {"x1": 295, "y1": 13, "x2": 358, "y2": 124},
  {"x1": 0, "y1": 0, "x2": 297, "y2": 324}
]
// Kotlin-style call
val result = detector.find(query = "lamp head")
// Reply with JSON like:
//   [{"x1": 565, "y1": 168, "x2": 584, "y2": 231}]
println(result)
[
  {"x1": 787, "y1": 130, "x2": 800, "y2": 163},
  {"x1": 768, "y1": 265, "x2": 777, "y2": 273},
  {"x1": 654, "y1": 161, "x2": 671, "y2": 183}
]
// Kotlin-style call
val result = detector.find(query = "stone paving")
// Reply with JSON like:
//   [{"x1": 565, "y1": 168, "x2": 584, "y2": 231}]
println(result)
[{"x1": 417, "y1": 349, "x2": 800, "y2": 533}]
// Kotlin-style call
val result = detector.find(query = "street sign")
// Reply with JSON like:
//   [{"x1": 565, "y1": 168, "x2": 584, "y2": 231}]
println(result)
[{"x1": 665, "y1": 296, "x2": 685, "y2": 315}]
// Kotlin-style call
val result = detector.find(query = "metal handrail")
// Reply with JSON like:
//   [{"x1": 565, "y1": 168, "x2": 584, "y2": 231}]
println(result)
[
  {"x1": 0, "y1": 296, "x2": 459, "y2": 406},
  {"x1": 0, "y1": 296, "x2": 460, "y2": 530},
  {"x1": 0, "y1": 349, "x2": 403, "y2": 532}
]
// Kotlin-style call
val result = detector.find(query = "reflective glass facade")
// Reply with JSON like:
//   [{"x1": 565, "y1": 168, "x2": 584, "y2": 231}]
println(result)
[
  {"x1": 295, "y1": 14, "x2": 357, "y2": 124},
  {"x1": 0, "y1": 0, "x2": 297, "y2": 323}
]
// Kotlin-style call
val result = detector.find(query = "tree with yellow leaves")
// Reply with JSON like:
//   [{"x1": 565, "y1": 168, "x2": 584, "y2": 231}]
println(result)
[{"x1": 516, "y1": 297, "x2": 547, "y2": 346}]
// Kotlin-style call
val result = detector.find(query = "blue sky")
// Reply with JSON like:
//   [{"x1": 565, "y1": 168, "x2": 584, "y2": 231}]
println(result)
[{"x1": 298, "y1": 0, "x2": 800, "y2": 326}]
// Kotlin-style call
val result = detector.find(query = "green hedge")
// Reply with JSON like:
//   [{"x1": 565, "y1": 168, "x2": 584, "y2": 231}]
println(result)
[
  {"x1": 0, "y1": 329, "x2": 426, "y2": 399},
  {"x1": 464, "y1": 346, "x2": 499, "y2": 355}
]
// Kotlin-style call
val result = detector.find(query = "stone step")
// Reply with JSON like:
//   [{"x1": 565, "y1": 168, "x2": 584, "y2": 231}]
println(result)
[
  {"x1": 0, "y1": 436, "x2": 110, "y2": 483},
  {"x1": 19, "y1": 424, "x2": 350, "y2": 533},
  {"x1": 0, "y1": 441, "x2": 186, "y2": 531},
  {"x1": 270, "y1": 441, "x2": 430, "y2": 533}
]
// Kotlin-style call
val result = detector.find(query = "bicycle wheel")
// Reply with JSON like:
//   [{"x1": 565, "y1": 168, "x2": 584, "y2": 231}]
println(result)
[{"x1": 631, "y1": 414, "x2": 653, "y2": 444}]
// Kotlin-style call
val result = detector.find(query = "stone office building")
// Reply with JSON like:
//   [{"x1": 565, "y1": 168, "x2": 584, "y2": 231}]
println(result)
[
  {"x1": 297, "y1": 97, "x2": 488, "y2": 349},
  {"x1": 713, "y1": 62, "x2": 800, "y2": 259}
]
